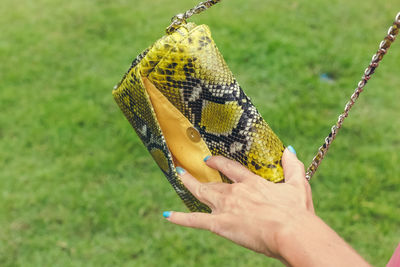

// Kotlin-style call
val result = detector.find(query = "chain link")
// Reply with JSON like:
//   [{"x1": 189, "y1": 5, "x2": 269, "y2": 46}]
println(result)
[
  {"x1": 166, "y1": 0, "x2": 222, "y2": 34},
  {"x1": 305, "y1": 12, "x2": 400, "y2": 180}
]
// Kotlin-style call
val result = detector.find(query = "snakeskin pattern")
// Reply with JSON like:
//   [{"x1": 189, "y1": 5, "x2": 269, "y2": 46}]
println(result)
[{"x1": 113, "y1": 23, "x2": 285, "y2": 212}]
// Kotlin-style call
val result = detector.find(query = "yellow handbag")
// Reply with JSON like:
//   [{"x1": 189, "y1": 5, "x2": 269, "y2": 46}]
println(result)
[
  {"x1": 112, "y1": 22, "x2": 284, "y2": 212},
  {"x1": 112, "y1": 1, "x2": 400, "y2": 212}
]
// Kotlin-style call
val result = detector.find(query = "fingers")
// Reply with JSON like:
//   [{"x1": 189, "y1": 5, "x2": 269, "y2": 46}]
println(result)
[
  {"x1": 176, "y1": 167, "x2": 222, "y2": 208},
  {"x1": 282, "y1": 146, "x2": 315, "y2": 212},
  {"x1": 165, "y1": 211, "x2": 217, "y2": 232},
  {"x1": 281, "y1": 147, "x2": 306, "y2": 187},
  {"x1": 204, "y1": 156, "x2": 256, "y2": 183}
]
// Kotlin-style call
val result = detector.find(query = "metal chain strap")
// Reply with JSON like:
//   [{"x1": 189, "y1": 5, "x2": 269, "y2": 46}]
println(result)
[
  {"x1": 166, "y1": 0, "x2": 221, "y2": 34},
  {"x1": 305, "y1": 12, "x2": 400, "y2": 180}
]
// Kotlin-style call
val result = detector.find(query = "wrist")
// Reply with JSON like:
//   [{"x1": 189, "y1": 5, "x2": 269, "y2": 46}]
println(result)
[
  {"x1": 274, "y1": 210, "x2": 318, "y2": 259},
  {"x1": 274, "y1": 211, "x2": 329, "y2": 266},
  {"x1": 274, "y1": 212, "x2": 371, "y2": 267}
]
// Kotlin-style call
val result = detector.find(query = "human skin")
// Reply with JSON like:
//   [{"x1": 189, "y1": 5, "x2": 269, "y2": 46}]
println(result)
[{"x1": 164, "y1": 148, "x2": 371, "y2": 267}]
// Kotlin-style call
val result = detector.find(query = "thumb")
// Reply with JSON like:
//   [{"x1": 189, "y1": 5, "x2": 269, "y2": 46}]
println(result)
[{"x1": 282, "y1": 146, "x2": 306, "y2": 186}]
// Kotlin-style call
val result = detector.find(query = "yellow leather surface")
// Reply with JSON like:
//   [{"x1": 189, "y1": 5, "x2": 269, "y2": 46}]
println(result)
[{"x1": 143, "y1": 77, "x2": 222, "y2": 183}]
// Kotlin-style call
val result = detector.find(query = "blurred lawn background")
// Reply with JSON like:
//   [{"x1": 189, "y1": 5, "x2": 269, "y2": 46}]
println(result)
[{"x1": 1, "y1": 0, "x2": 399, "y2": 266}]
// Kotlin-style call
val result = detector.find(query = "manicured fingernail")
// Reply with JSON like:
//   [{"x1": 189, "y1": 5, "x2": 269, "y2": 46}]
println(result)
[
  {"x1": 203, "y1": 155, "x2": 211, "y2": 162},
  {"x1": 163, "y1": 211, "x2": 171, "y2": 218},
  {"x1": 176, "y1": 167, "x2": 185, "y2": 175},
  {"x1": 287, "y1": 145, "x2": 296, "y2": 155}
]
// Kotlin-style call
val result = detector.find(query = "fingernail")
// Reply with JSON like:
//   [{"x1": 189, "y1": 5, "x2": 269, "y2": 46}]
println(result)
[
  {"x1": 287, "y1": 145, "x2": 296, "y2": 155},
  {"x1": 203, "y1": 155, "x2": 211, "y2": 162},
  {"x1": 176, "y1": 167, "x2": 185, "y2": 175},
  {"x1": 163, "y1": 211, "x2": 171, "y2": 218}
]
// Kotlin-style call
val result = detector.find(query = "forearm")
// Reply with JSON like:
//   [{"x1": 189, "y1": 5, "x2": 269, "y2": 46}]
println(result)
[{"x1": 276, "y1": 213, "x2": 370, "y2": 267}]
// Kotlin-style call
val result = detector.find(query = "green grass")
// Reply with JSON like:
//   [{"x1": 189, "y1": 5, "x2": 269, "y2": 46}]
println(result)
[{"x1": 1, "y1": 0, "x2": 399, "y2": 266}]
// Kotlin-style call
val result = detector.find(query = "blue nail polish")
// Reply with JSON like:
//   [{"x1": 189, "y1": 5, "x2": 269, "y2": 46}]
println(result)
[
  {"x1": 163, "y1": 211, "x2": 171, "y2": 218},
  {"x1": 176, "y1": 167, "x2": 185, "y2": 175},
  {"x1": 203, "y1": 155, "x2": 211, "y2": 162},
  {"x1": 287, "y1": 145, "x2": 296, "y2": 155}
]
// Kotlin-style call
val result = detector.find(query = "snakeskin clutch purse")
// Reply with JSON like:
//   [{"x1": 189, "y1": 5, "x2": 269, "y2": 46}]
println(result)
[{"x1": 112, "y1": 23, "x2": 285, "y2": 212}]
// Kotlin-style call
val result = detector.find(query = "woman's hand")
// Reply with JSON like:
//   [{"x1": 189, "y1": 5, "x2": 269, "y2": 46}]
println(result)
[
  {"x1": 164, "y1": 147, "x2": 313, "y2": 259},
  {"x1": 163, "y1": 147, "x2": 371, "y2": 266}
]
